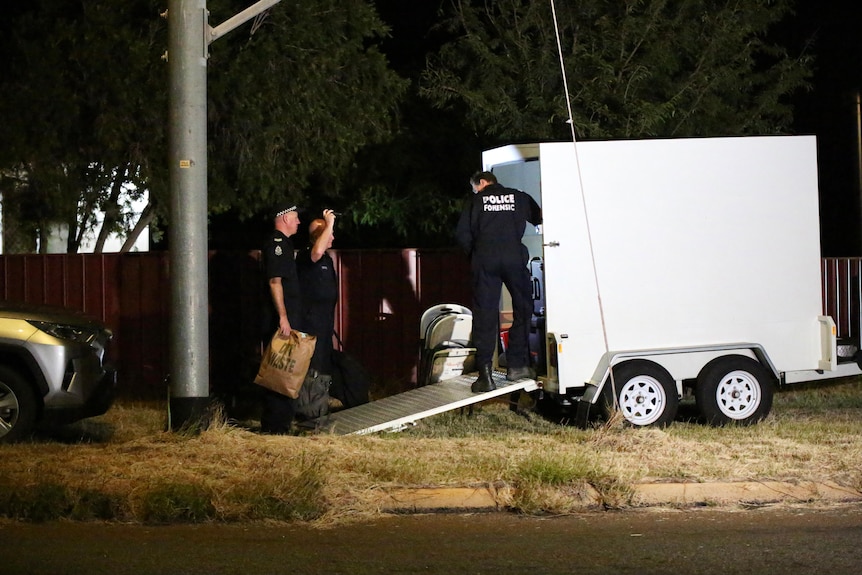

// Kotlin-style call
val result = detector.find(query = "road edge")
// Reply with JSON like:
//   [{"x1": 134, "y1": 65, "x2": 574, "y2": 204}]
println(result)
[{"x1": 373, "y1": 481, "x2": 862, "y2": 513}]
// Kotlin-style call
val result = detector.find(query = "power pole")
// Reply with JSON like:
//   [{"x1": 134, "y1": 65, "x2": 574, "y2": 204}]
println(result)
[
  {"x1": 857, "y1": 91, "x2": 862, "y2": 254},
  {"x1": 166, "y1": 0, "x2": 281, "y2": 430}
]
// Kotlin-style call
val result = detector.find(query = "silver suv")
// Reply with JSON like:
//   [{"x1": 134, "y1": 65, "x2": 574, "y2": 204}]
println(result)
[{"x1": 0, "y1": 302, "x2": 116, "y2": 442}]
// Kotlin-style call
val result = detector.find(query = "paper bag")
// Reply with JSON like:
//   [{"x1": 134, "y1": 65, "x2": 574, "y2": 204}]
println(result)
[{"x1": 254, "y1": 330, "x2": 317, "y2": 398}]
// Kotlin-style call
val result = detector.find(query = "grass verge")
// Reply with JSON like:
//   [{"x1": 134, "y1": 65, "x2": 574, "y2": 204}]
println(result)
[{"x1": 1, "y1": 378, "x2": 861, "y2": 524}]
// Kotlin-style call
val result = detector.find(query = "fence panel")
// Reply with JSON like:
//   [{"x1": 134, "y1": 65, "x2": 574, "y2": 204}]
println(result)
[
  {"x1": 1, "y1": 249, "x2": 474, "y2": 399},
  {"x1": 6, "y1": 252, "x2": 860, "y2": 399},
  {"x1": 336, "y1": 250, "x2": 419, "y2": 390},
  {"x1": 208, "y1": 250, "x2": 265, "y2": 399},
  {"x1": 821, "y1": 257, "x2": 862, "y2": 346}
]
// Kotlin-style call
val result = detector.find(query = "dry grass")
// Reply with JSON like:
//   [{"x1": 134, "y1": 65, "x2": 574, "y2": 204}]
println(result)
[{"x1": 1, "y1": 378, "x2": 861, "y2": 523}]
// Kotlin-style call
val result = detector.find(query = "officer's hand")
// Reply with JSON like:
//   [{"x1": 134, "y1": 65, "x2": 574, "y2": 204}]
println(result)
[{"x1": 279, "y1": 317, "x2": 292, "y2": 337}]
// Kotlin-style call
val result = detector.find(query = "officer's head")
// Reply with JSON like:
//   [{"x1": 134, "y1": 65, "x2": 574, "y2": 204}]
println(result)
[
  {"x1": 309, "y1": 218, "x2": 334, "y2": 249},
  {"x1": 470, "y1": 171, "x2": 497, "y2": 193},
  {"x1": 273, "y1": 203, "x2": 301, "y2": 236}
]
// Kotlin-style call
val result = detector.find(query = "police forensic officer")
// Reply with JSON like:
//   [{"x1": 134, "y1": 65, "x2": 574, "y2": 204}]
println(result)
[
  {"x1": 455, "y1": 171, "x2": 542, "y2": 393},
  {"x1": 259, "y1": 202, "x2": 303, "y2": 434},
  {"x1": 296, "y1": 209, "x2": 338, "y2": 378}
]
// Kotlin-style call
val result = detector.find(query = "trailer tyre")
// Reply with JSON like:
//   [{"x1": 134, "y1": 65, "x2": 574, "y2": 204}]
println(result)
[
  {"x1": 599, "y1": 360, "x2": 678, "y2": 428},
  {"x1": 695, "y1": 356, "x2": 774, "y2": 426}
]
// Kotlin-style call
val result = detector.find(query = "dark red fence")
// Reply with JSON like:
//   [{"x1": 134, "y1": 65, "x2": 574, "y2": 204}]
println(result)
[
  {"x1": 5, "y1": 253, "x2": 860, "y2": 399},
  {"x1": 821, "y1": 257, "x2": 862, "y2": 344},
  {"x1": 0, "y1": 249, "x2": 471, "y2": 399}
]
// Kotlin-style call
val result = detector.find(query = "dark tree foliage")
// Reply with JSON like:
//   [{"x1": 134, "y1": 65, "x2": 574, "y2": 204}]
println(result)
[
  {"x1": 0, "y1": 0, "x2": 817, "y2": 251},
  {"x1": 421, "y1": 0, "x2": 814, "y2": 141},
  {"x1": 0, "y1": 0, "x2": 166, "y2": 252},
  {"x1": 0, "y1": 0, "x2": 407, "y2": 252},
  {"x1": 205, "y1": 0, "x2": 407, "y2": 220}
]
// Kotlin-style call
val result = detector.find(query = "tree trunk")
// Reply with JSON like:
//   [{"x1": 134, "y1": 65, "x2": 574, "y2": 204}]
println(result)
[
  {"x1": 120, "y1": 201, "x2": 154, "y2": 253},
  {"x1": 37, "y1": 226, "x2": 48, "y2": 254},
  {"x1": 67, "y1": 209, "x2": 93, "y2": 254},
  {"x1": 93, "y1": 164, "x2": 129, "y2": 253},
  {"x1": 0, "y1": 190, "x2": 37, "y2": 254}
]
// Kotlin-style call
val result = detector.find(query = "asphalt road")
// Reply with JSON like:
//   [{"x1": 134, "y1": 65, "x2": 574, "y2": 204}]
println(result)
[{"x1": 5, "y1": 504, "x2": 862, "y2": 575}]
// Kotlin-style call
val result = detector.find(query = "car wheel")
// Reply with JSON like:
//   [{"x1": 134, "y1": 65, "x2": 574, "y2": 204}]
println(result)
[
  {"x1": 695, "y1": 355, "x2": 774, "y2": 426},
  {"x1": 0, "y1": 366, "x2": 38, "y2": 443},
  {"x1": 599, "y1": 360, "x2": 679, "y2": 427}
]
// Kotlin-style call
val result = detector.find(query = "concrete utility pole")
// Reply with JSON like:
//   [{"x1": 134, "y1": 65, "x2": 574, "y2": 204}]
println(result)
[
  {"x1": 167, "y1": 0, "x2": 281, "y2": 430},
  {"x1": 167, "y1": 0, "x2": 209, "y2": 429},
  {"x1": 857, "y1": 92, "x2": 862, "y2": 254}
]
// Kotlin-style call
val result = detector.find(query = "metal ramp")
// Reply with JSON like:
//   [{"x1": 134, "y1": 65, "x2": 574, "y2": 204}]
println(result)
[{"x1": 303, "y1": 371, "x2": 539, "y2": 435}]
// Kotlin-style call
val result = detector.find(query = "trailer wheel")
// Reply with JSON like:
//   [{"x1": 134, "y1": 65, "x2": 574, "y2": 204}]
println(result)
[
  {"x1": 695, "y1": 355, "x2": 774, "y2": 426},
  {"x1": 600, "y1": 360, "x2": 678, "y2": 428}
]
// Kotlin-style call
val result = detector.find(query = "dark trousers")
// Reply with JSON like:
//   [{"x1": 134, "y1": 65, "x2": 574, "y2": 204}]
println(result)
[
  {"x1": 259, "y1": 310, "x2": 298, "y2": 434},
  {"x1": 471, "y1": 246, "x2": 533, "y2": 368},
  {"x1": 260, "y1": 388, "x2": 295, "y2": 434},
  {"x1": 300, "y1": 301, "x2": 335, "y2": 375}
]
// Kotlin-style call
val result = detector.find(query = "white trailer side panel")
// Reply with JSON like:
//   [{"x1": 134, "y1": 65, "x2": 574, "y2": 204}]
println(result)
[{"x1": 486, "y1": 136, "x2": 823, "y2": 392}]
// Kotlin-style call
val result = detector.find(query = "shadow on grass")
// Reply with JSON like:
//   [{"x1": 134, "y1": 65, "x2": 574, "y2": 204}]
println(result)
[{"x1": 30, "y1": 420, "x2": 117, "y2": 445}]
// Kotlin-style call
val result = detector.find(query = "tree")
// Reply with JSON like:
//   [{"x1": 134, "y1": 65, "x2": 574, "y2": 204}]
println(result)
[
  {"x1": 0, "y1": 0, "x2": 407, "y2": 252},
  {"x1": 0, "y1": 0, "x2": 167, "y2": 253},
  {"x1": 420, "y1": 0, "x2": 814, "y2": 141},
  {"x1": 205, "y1": 0, "x2": 408, "y2": 220},
  {"x1": 332, "y1": 97, "x2": 486, "y2": 248}
]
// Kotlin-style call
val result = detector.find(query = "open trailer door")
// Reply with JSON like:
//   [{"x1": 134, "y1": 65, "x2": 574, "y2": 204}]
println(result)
[{"x1": 484, "y1": 137, "x2": 825, "y2": 399}]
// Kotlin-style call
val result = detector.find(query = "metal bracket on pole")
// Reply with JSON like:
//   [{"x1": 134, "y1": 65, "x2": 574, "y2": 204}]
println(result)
[{"x1": 208, "y1": 0, "x2": 282, "y2": 44}]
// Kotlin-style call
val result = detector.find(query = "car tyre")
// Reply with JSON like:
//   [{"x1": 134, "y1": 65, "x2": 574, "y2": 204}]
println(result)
[{"x1": 0, "y1": 366, "x2": 38, "y2": 443}]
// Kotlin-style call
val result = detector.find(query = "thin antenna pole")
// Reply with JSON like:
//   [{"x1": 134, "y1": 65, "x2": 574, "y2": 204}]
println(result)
[{"x1": 549, "y1": 0, "x2": 617, "y2": 408}]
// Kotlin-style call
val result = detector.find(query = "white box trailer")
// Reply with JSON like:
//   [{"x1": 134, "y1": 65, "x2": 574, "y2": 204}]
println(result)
[
  {"x1": 313, "y1": 135, "x2": 862, "y2": 435},
  {"x1": 483, "y1": 135, "x2": 862, "y2": 427}
]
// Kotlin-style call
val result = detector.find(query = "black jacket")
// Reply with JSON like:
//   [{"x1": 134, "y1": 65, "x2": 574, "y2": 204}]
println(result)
[{"x1": 455, "y1": 183, "x2": 542, "y2": 257}]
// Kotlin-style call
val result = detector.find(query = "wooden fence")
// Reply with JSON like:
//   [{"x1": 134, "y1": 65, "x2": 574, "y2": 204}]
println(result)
[
  {"x1": 4, "y1": 253, "x2": 861, "y2": 400},
  {"x1": 0, "y1": 249, "x2": 472, "y2": 399}
]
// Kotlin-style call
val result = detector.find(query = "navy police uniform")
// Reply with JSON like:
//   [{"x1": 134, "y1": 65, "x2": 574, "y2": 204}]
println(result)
[
  {"x1": 295, "y1": 247, "x2": 337, "y2": 375},
  {"x1": 455, "y1": 181, "x2": 542, "y2": 386},
  {"x1": 259, "y1": 229, "x2": 302, "y2": 434}
]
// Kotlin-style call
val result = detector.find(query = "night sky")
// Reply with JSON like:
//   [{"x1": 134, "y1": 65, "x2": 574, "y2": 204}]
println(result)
[
  {"x1": 786, "y1": 0, "x2": 862, "y2": 255},
  {"x1": 372, "y1": 0, "x2": 862, "y2": 256}
]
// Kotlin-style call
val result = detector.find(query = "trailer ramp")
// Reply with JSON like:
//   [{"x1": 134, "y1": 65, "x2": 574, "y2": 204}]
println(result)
[{"x1": 305, "y1": 371, "x2": 539, "y2": 436}]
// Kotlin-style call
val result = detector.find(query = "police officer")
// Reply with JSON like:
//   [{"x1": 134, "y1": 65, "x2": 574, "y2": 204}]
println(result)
[
  {"x1": 259, "y1": 202, "x2": 303, "y2": 434},
  {"x1": 296, "y1": 209, "x2": 338, "y2": 377},
  {"x1": 455, "y1": 171, "x2": 542, "y2": 393}
]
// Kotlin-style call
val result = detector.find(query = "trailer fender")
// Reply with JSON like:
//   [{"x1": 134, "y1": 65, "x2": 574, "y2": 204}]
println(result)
[
  {"x1": 575, "y1": 359, "x2": 679, "y2": 428},
  {"x1": 574, "y1": 343, "x2": 780, "y2": 428}
]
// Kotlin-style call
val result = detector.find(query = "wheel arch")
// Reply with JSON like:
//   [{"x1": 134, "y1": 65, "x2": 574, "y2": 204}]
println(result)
[
  {"x1": 574, "y1": 344, "x2": 779, "y2": 427},
  {"x1": 605, "y1": 357, "x2": 675, "y2": 390},
  {"x1": 599, "y1": 358, "x2": 679, "y2": 427},
  {"x1": 0, "y1": 345, "x2": 49, "y2": 399},
  {"x1": 586, "y1": 344, "x2": 779, "y2": 403},
  {"x1": 696, "y1": 353, "x2": 779, "y2": 388}
]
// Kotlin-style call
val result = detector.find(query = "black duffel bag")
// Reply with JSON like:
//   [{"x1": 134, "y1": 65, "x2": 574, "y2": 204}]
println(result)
[{"x1": 329, "y1": 349, "x2": 371, "y2": 408}]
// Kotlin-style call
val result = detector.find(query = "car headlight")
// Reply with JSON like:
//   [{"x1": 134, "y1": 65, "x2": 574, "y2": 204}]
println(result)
[{"x1": 27, "y1": 320, "x2": 99, "y2": 344}]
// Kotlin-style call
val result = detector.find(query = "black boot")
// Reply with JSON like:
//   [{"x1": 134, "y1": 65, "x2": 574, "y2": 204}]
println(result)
[
  {"x1": 471, "y1": 365, "x2": 496, "y2": 393},
  {"x1": 506, "y1": 365, "x2": 536, "y2": 382}
]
